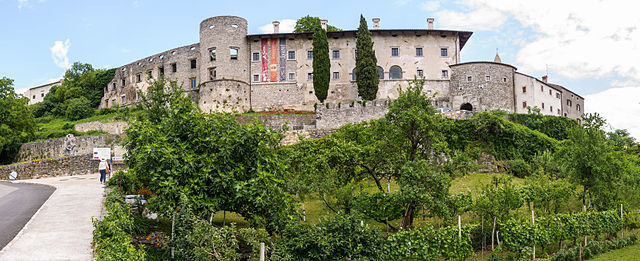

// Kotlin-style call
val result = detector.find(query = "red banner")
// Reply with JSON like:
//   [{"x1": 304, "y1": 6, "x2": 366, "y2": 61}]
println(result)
[
  {"x1": 261, "y1": 39, "x2": 269, "y2": 82},
  {"x1": 270, "y1": 38, "x2": 278, "y2": 82}
]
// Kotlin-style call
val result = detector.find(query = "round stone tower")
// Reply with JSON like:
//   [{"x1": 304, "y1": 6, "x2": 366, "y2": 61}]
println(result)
[
  {"x1": 199, "y1": 16, "x2": 249, "y2": 82},
  {"x1": 198, "y1": 16, "x2": 251, "y2": 113}
]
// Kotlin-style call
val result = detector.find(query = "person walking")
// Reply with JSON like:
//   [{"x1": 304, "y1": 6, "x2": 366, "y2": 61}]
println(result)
[{"x1": 98, "y1": 158, "x2": 110, "y2": 184}]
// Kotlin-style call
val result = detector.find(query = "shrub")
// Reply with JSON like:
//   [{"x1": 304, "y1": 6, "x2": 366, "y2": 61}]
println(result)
[
  {"x1": 64, "y1": 97, "x2": 94, "y2": 120},
  {"x1": 505, "y1": 158, "x2": 533, "y2": 178}
]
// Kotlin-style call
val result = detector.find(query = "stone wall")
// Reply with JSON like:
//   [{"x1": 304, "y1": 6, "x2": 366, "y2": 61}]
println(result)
[
  {"x1": 281, "y1": 128, "x2": 336, "y2": 145},
  {"x1": 198, "y1": 79, "x2": 251, "y2": 113},
  {"x1": 315, "y1": 100, "x2": 389, "y2": 129},
  {"x1": 449, "y1": 62, "x2": 516, "y2": 112},
  {"x1": 0, "y1": 155, "x2": 92, "y2": 180},
  {"x1": 235, "y1": 114, "x2": 315, "y2": 130},
  {"x1": 16, "y1": 134, "x2": 122, "y2": 162},
  {"x1": 74, "y1": 121, "x2": 129, "y2": 135}
]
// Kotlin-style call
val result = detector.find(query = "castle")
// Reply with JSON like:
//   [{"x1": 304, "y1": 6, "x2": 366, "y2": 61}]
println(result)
[{"x1": 100, "y1": 16, "x2": 584, "y2": 122}]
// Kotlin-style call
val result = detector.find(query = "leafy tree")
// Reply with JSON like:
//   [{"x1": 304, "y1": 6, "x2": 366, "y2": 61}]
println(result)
[
  {"x1": 64, "y1": 96, "x2": 93, "y2": 120},
  {"x1": 355, "y1": 14, "x2": 379, "y2": 100},
  {"x1": 562, "y1": 113, "x2": 626, "y2": 210},
  {"x1": 124, "y1": 78, "x2": 294, "y2": 232},
  {"x1": 0, "y1": 77, "x2": 36, "y2": 164},
  {"x1": 293, "y1": 15, "x2": 341, "y2": 32},
  {"x1": 312, "y1": 26, "x2": 330, "y2": 103}
]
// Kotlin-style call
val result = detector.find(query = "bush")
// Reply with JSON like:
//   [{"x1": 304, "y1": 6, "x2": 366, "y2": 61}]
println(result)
[
  {"x1": 505, "y1": 158, "x2": 533, "y2": 178},
  {"x1": 384, "y1": 225, "x2": 476, "y2": 260},
  {"x1": 64, "y1": 97, "x2": 94, "y2": 120}
]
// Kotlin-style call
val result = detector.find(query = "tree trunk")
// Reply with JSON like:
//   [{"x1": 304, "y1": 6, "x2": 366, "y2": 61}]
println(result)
[{"x1": 400, "y1": 202, "x2": 415, "y2": 229}]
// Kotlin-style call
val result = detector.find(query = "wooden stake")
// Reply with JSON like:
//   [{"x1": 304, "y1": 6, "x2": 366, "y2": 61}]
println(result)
[
  {"x1": 621, "y1": 204, "x2": 624, "y2": 238},
  {"x1": 260, "y1": 242, "x2": 265, "y2": 261},
  {"x1": 532, "y1": 210, "x2": 535, "y2": 260},
  {"x1": 481, "y1": 218, "x2": 485, "y2": 261},
  {"x1": 492, "y1": 216, "x2": 496, "y2": 251},
  {"x1": 223, "y1": 211, "x2": 226, "y2": 226},
  {"x1": 458, "y1": 215, "x2": 462, "y2": 238}
]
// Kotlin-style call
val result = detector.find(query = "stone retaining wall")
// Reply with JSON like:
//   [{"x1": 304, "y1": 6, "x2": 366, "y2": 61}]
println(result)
[
  {"x1": 16, "y1": 134, "x2": 122, "y2": 162},
  {"x1": 281, "y1": 128, "x2": 336, "y2": 145},
  {"x1": 235, "y1": 114, "x2": 316, "y2": 130},
  {"x1": 315, "y1": 100, "x2": 389, "y2": 129},
  {"x1": 0, "y1": 155, "x2": 92, "y2": 180},
  {"x1": 74, "y1": 121, "x2": 129, "y2": 135}
]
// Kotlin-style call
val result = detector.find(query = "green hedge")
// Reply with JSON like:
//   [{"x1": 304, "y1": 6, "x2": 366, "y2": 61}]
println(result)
[
  {"x1": 508, "y1": 113, "x2": 578, "y2": 141},
  {"x1": 384, "y1": 225, "x2": 476, "y2": 260}
]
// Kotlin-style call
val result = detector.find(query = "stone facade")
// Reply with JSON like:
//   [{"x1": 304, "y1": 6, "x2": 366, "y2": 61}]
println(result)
[
  {"x1": 25, "y1": 80, "x2": 61, "y2": 105},
  {"x1": 449, "y1": 62, "x2": 516, "y2": 112},
  {"x1": 0, "y1": 155, "x2": 91, "y2": 180},
  {"x1": 74, "y1": 121, "x2": 129, "y2": 135},
  {"x1": 281, "y1": 128, "x2": 337, "y2": 145},
  {"x1": 16, "y1": 134, "x2": 122, "y2": 162},
  {"x1": 315, "y1": 100, "x2": 389, "y2": 129}
]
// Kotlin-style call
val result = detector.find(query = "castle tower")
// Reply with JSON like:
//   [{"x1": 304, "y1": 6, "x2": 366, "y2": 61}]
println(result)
[{"x1": 198, "y1": 16, "x2": 251, "y2": 112}]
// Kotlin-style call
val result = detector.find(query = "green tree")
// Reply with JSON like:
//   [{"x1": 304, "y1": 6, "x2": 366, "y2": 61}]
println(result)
[
  {"x1": 312, "y1": 26, "x2": 330, "y2": 103},
  {"x1": 125, "y1": 78, "x2": 294, "y2": 232},
  {"x1": 293, "y1": 15, "x2": 341, "y2": 32},
  {"x1": 64, "y1": 96, "x2": 93, "y2": 120},
  {"x1": 355, "y1": 14, "x2": 379, "y2": 100},
  {"x1": 0, "y1": 77, "x2": 36, "y2": 164}
]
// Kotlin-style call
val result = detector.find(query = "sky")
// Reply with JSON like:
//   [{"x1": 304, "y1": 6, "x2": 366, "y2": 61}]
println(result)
[{"x1": 1, "y1": 0, "x2": 639, "y2": 138}]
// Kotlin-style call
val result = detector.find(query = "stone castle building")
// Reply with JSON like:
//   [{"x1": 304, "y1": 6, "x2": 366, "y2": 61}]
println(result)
[
  {"x1": 100, "y1": 15, "x2": 584, "y2": 122},
  {"x1": 26, "y1": 79, "x2": 61, "y2": 105}
]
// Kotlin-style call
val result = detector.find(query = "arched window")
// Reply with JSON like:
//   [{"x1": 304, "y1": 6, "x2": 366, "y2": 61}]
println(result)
[
  {"x1": 352, "y1": 68, "x2": 356, "y2": 81},
  {"x1": 460, "y1": 103, "x2": 473, "y2": 111},
  {"x1": 390, "y1": 65, "x2": 402, "y2": 79},
  {"x1": 377, "y1": 66, "x2": 384, "y2": 79}
]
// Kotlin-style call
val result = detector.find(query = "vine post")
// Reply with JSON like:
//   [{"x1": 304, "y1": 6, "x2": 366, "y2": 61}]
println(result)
[
  {"x1": 458, "y1": 215, "x2": 461, "y2": 238},
  {"x1": 260, "y1": 242, "x2": 265, "y2": 261},
  {"x1": 621, "y1": 203, "x2": 624, "y2": 238},
  {"x1": 492, "y1": 216, "x2": 496, "y2": 251},
  {"x1": 531, "y1": 210, "x2": 535, "y2": 260}
]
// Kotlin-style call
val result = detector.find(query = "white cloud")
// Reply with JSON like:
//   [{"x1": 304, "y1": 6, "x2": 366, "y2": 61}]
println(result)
[
  {"x1": 585, "y1": 86, "x2": 640, "y2": 140},
  {"x1": 17, "y1": 0, "x2": 29, "y2": 9},
  {"x1": 50, "y1": 39, "x2": 71, "y2": 69},
  {"x1": 421, "y1": 0, "x2": 440, "y2": 11},
  {"x1": 258, "y1": 19, "x2": 296, "y2": 34},
  {"x1": 435, "y1": 7, "x2": 507, "y2": 31},
  {"x1": 15, "y1": 87, "x2": 29, "y2": 95}
]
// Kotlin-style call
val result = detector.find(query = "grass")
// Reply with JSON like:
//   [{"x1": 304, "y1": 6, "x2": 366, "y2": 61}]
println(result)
[
  {"x1": 33, "y1": 113, "x2": 118, "y2": 141},
  {"x1": 591, "y1": 243, "x2": 640, "y2": 260}
]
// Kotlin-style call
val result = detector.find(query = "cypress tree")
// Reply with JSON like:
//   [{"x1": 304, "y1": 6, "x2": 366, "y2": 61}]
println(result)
[
  {"x1": 312, "y1": 26, "x2": 330, "y2": 103},
  {"x1": 355, "y1": 14, "x2": 379, "y2": 101}
]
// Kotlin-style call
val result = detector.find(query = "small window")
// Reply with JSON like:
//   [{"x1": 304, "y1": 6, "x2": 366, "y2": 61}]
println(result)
[
  {"x1": 252, "y1": 52, "x2": 259, "y2": 61},
  {"x1": 121, "y1": 79, "x2": 125, "y2": 87},
  {"x1": 210, "y1": 48, "x2": 217, "y2": 61},
  {"x1": 522, "y1": 101, "x2": 527, "y2": 108},
  {"x1": 171, "y1": 63, "x2": 177, "y2": 72},
  {"x1": 147, "y1": 70, "x2": 153, "y2": 79},
  {"x1": 556, "y1": 93, "x2": 560, "y2": 99},
  {"x1": 352, "y1": 68, "x2": 356, "y2": 81},
  {"x1": 542, "y1": 102, "x2": 545, "y2": 109},
  {"x1": 540, "y1": 85, "x2": 544, "y2": 92},
  {"x1": 354, "y1": 49, "x2": 357, "y2": 58},
  {"x1": 136, "y1": 73, "x2": 141, "y2": 83},
  {"x1": 440, "y1": 48, "x2": 448, "y2": 57},
  {"x1": 549, "y1": 89, "x2": 552, "y2": 95},
  {"x1": 288, "y1": 72, "x2": 295, "y2": 81},
  {"x1": 189, "y1": 77, "x2": 197, "y2": 89},
  {"x1": 441, "y1": 70, "x2": 448, "y2": 78},
  {"x1": 121, "y1": 95, "x2": 126, "y2": 104},
  {"x1": 209, "y1": 68, "x2": 216, "y2": 80},
  {"x1": 230, "y1": 48, "x2": 239, "y2": 60},
  {"x1": 522, "y1": 87, "x2": 527, "y2": 93},
  {"x1": 467, "y1": 76, "x2": 473, "y2": 82},
  {"x1": 288, "y1": 51, "x2": 296, "y2": 60},
  {"x1": 417, "y1": 69, "x2": 423, "y2": 77},
  {"x1": 332, "y1": 50, "x2": 340, "y2": 59},
  {"x1": 307, "y1": 50, "x2": 313, "y2": 59},
  {"x1": 253, "y1": 74, "x2": 259, "y2": 82},
  {"x1": 112, "y1": 82, "x2": 116, "y2": 90},
  {"x1": 416, "y1": 47, "x2": 423, "y2": 57},
  {"x1": 33, "y1": 95, "x2": 36, "y2": 99},
  {"x1": 485, "y1": 75, "x2": 490, "y2": 81},
  {"x1": 391, "y1": 47, "x2": 399, "y2": 57},
  {"x1": 567, "y1": 99, "x2": 572, "y2": 107},
  {"x1": 550, "y1": 105, "x2": 553, "y2": 112},
  {"x1": 190, "y1": 59, "x2": 197, "y2": 69},
  {"x1": 576, "y1": 104, "x2": 581, "y2": 111},
  {"x1": 503, "y1": 77, "x2": 507, "y2": 83},
  {"x1": 377, "y1": 66, "x2": 384, "y2": 79},
  {"x1": 390, "y1": 65, "x2": 402, "y2": 79},
  {"x1": 333, "y1": 72, "x2": 340, "y2": 79},
  {"x1": 308, "y1": 73, "x2": 313, "y2": 80},
  {"x1": 159, "y1": 67, "x2": 164, "y2": 76},
  {"x1": 557, "y1": 109, "x2": 560, "y2": 114}
]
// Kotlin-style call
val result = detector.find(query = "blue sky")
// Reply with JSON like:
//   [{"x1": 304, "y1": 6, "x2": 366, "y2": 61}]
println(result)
[{"x1": 2, "y1": 0, "x2": 639, "y2": 138}]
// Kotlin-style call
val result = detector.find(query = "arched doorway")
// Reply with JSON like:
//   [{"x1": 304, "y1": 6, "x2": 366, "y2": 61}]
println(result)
[{"x1": 460, "y1": 103, "x2": 473, "y2": 111}]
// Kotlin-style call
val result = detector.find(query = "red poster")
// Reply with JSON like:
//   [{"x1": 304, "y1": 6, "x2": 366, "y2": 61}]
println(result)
[
  {"x1": 261, "y1": 39, "x2": 269, "y2": 82},
  {"x1": 270, "y1": 38, "x2": 278, "y2": 82}
]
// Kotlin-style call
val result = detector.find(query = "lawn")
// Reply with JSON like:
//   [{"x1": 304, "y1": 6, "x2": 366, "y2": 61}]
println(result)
[{"x1": 591, "y1": 243, "x2": 640, "y2": 261}]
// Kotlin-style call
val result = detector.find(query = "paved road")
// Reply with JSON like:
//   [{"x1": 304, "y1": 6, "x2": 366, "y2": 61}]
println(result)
[{"x1": 0, "y1": 182, "x2": 55, "y2": 250}]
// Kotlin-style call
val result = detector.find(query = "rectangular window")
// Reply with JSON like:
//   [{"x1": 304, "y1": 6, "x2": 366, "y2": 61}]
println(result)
[
  {"x1": 556, "y1": 93, "x2": 560, "y2": 99},
  {"x1": 332, "y1": 50, "x2": 340, "y2": 59},
  {"x1": 308, "y1": 73, "x2": 313, "y2": 80},
  {"x1": 542, "y1": 102, "x2": 545, "y2": 109},
  {"x1": 540, "y1": 85, "x2": 543, "y2": 92},
  {"x1": 189, "y1": 77, "x2": 197, "y2": 89},
  {"x1": 467, "y1": 76, "x2": 472, "y2": 82},
  {"x1": 485, "y1": 75, "x2": 491, "y2": 81},
  {"x1": 567, "y1": 99, "x2": 572, "y2": 107},
  {"x1": 159, "y1": 67, "x2": 164, "y2": 76},
  {"x1": 391, "y1": 47, "x2": 399, "y2": 57},
  {"x1": 171, "y1": 63, "x2": 177, "y2": 72},
  {"x1": 333, "y1": 72, "x2": 340, "y2": 79},
  {"x1": 522, "y1": 86, "x2": 526, "y2": 93},
  {"x1": 209, "y1": 68, "x2": 216, "y2": 80},
  {"x1": 253, "y1": 74, "x2": 259, "y2": 82},
  {"x1": 252, "y1": 52, "x2": 259, "y2": 61},
  {"x1": 230, "y1": 48, "x2": 238, "y2": 60},
  {"x1": 121, "y1": 95, "x2": 126, "y2": 104},
  {"x1": 549, "y1": 89, "x2": 552, "y2": 95},
  {"x1": 550, "y1": 105, "x2": 553, "y2": 112},
  {"x1": 288, "y1": 51, "x2": 296, "y2": 60},
  {"x1": 440, "y1": 48, "x2": 448, "y2": 57},
  {"x1": 354, "y1": 49, "x2": 357, "y2": 58},
  {"x1": 307, "y1": 50, "x2": 313, "y2": 59},
  {"x1": 136, "y1": 73, "x2": 141, "y2": 83},
  {"x1": 441, "y1": 70, "x2": 448, "y2": 78},
  {"x1": 417, "y1": 69, "x2": 423, "y2": 77},
  {"x1": 577, "y1": 104, "x2": 581, "y2": 111},
  {"x1": 210, "y1": 48, "x2": 216, "y2": 61},
  {"x1": 523, "y1": 101, "x2": 527, "y2": 108},
  {"x1": 557, "y1": 109, "x2": 560, "y2": 114},
  {"x1": 416, "y1": 47, "x2": 423, "y2": 57},
  {"x1": 503, "y1": 77, "x2": 507, "y2": 83},
  {"x1": 190, "y1": 59, "x2": 197, "y2": 69},
  {"x1": 288, "y1": 72, "x2": 295, "y2": 81},
  {"x1": 147, "y1": 70, "x2": 153, "y2": 79},
  {"x1": 121, "y1": 79, "x2": 125, "y2": 87},
  {"x1": 112, "y1": 82, "x2": 116, "y2": 90}
]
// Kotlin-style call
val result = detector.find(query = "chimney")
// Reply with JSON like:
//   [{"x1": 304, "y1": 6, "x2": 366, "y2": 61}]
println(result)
[
  {"x1": 272, "y1": 21, "x2": 280, "y2": 33},
  {"x1": 320, "y1": 19, "x2": 328, "y2": 30},
  {"x1": 542, "y1": 75, "x2": 548, "y2": 83},
  {"x1": 372, "y1": 18, "x2": 380, "y2": 29},
  {"x1": 427, "y1": 17, "x2": 434, "y2": 29}
]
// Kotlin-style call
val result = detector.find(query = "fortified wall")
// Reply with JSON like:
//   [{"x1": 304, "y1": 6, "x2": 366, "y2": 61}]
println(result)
[
  {"x1": 315, "y1": 100, "x2": 389, "y2": 129},
  {"x1": 74, "y1": 121, "x2": 129, "y2": 135}
]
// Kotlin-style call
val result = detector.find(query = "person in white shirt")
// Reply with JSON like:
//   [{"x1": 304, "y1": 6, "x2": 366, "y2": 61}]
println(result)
[{"x1": 98, "y1": 158, "x2": 110, "y2": 184}]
